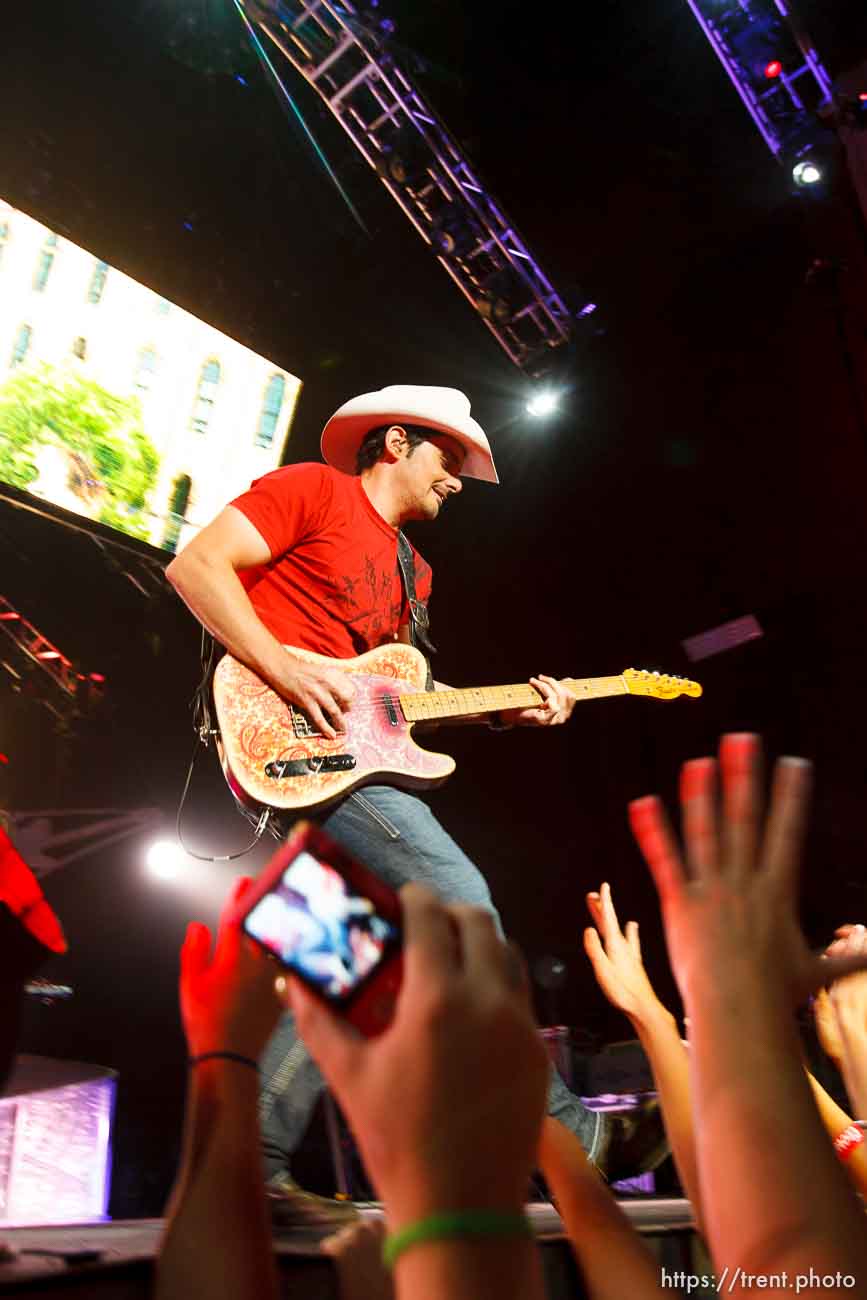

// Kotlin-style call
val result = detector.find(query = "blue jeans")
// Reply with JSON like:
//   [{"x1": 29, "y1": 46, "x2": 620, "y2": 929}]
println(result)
[{"x1": 259, "y1": 786, "x2": 604, "y2": 1175}]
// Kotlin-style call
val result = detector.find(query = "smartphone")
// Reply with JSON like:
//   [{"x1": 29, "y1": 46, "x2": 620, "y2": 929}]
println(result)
[{"x1": 234, "y1": 821, "x2": 403, "y2": 1037}]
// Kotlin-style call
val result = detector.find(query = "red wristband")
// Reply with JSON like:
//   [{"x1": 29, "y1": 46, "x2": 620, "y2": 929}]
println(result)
[{"x1": 833, "y1": 1124, "x2": 864, "y2": 1161}]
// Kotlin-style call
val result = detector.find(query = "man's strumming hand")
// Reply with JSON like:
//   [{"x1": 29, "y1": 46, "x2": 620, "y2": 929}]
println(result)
[{"x1": 275, "y1": 656, "x2": 355, "y2": 740}]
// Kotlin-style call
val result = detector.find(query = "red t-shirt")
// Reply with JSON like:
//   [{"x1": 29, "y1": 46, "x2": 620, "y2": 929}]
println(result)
[{"x1": 230, "y1": 463, "x2": 432, "y2": 659}]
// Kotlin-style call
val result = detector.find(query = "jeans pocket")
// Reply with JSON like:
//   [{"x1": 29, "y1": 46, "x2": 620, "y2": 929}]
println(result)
[{"x1": 349, "y1": 790, "x2": 403, "y2": 841}]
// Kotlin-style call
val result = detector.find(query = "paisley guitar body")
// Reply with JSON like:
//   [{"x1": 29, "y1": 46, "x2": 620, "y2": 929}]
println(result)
[{"x1": 213, "y1": 642, "x2": 456, "y2": 814}]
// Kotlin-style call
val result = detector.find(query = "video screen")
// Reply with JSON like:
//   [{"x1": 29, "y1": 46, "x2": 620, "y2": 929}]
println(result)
[
  {"x1": 243, "y1": 850, "x2": 400, "y2": 999},
  {"x1": 0, "y1": 197, "x2": 302, "y2": 553}
]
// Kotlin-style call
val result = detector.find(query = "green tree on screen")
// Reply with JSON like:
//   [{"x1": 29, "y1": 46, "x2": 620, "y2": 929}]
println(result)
[{"x1": 0, "y1": 364, "x2": 159, "y2": 540}]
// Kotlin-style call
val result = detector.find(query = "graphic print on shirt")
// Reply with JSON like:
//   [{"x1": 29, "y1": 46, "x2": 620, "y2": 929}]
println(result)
[{"x1": 231, "y1": 464, "x2": 433, "y2": 658}]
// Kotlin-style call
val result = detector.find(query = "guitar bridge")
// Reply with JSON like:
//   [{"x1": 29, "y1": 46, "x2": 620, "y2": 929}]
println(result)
[
  {"x1": 265, "y1": 755, "x2": 357, "y2": 779},
  {"x1": 290, "y1": 706, "x2": 317, "y2": 738}
]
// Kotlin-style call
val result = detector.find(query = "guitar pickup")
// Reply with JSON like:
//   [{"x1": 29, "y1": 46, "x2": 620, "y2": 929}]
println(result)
[{"x1": 265, "y1": 755, "x2": 357, "y2": 779}]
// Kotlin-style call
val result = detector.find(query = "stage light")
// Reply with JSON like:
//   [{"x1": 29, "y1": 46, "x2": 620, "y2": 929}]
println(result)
[
  {"x1": 526, "y1": 389, "x2": 560, "y2": 419},
  {"x1": 146, "y1": 839, "x2": 185, "y2": 881},
  {"x1": 477, "y1": 267, "x2": 529, "y2": 327},
  {"x1": 764, "y1": 60, "x2": 782, "y2": 79},
  {"x1": 430, "y1": 203, "x2": 482, "y2": 259},
  {"x1": 792, "y1": 159, "x2": 822, "y2": 187}
]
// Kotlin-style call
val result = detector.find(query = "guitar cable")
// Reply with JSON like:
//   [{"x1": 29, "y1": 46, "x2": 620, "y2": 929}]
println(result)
[{"x1": 175, "y1": 631, "x2": 276, "y2": 862}]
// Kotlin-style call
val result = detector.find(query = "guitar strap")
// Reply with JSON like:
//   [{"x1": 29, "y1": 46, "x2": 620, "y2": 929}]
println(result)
[{"x1": 396, "y1": 530, "x2": 436, "y2": 690}]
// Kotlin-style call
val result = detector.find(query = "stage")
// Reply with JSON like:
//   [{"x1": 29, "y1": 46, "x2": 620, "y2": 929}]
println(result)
[{"x1": 0, "y1": 1199, "x2": 699, "y2": 1298}]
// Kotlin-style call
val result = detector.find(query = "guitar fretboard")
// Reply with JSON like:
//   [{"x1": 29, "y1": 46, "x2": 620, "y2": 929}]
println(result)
[{"x1": 399, "y1": 676, "x2": 629, "y2": 723}]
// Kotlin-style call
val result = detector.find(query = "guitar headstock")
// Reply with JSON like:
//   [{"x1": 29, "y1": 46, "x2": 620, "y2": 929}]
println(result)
[{"x1": 623, "y1": 668, "x2": 703, "y2": 700}]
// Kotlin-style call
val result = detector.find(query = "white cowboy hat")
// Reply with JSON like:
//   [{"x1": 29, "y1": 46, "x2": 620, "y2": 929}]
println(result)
[{"x1": 320, "y1": 385, "x2": 498, "y2": 483}]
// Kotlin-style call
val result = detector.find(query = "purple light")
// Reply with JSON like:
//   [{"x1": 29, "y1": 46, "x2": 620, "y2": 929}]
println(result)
[{"x1": 577, "y1": 302, "x2": 597, "y2": 318}]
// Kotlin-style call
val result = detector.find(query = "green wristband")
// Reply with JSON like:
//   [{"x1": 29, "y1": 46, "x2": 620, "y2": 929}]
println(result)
[{"x1": 382, "y1": 1209, "x2": 532, "y2": 1269}]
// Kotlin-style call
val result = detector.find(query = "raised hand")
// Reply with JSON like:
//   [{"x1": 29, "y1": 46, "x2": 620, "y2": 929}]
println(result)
[
  {"x1": 584, "y1": 882, "x2": 665, "y2": 1026},
  {"x1": 179, "y1": 876, "x2": 282, "y2": 1060},
  {"x1": 278, "y1": 655, "x2": 355, "y2": 739},
  {"x1": 286, "y1": 882, "x2": 549, "y2": 1227},
  {"x1": 827, "y1": 925, "x2": 867, "y2": 1032},
  {"x1": 627, "y1": 734, "x2": 867, "y2": 1010}
]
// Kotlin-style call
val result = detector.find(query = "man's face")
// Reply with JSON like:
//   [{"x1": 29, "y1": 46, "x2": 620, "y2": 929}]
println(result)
[{"x1": 399, "y1": 432, "x2": 465, "y2": 521}]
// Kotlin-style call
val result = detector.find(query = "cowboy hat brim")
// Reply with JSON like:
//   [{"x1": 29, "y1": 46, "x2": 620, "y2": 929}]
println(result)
[{"x1": 320, "y1": 386, "x2": 499, "y2": 483}]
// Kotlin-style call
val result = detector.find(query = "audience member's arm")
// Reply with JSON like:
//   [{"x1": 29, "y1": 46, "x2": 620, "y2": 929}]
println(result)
[
  {"x1": 156, "y1": 878, "x2": 282, "y2": 1300},
  {"x1": 809, "y1": 950, "x2": 867, "y2": 1196},
  {"x1": 584, "y1": 882, "x2": 701, "y2": 1219},
  {"x1": 289, "y1": 884, "x2": 549, "y2": 1300},
  {"x1": 322, "y1": 1220, "x2": 393, "y2": 1300},
  {"x1": 826, "y1": 925, "x2": 867, "y2": 1121},
  {"x1": 538, "y1": 1117, "x2": 664, "y2": 1300},
  {"x1": 628, "y1": 734, "x2": 867, "y2": 1289},
  {"x1": 804, "y1": 1069, "x2": 867, "y2": 1198}
]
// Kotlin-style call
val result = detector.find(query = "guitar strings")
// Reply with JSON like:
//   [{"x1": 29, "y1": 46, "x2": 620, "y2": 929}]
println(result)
[{"x1": 288, "y1": 690, "x2": 541, "y2": 718}]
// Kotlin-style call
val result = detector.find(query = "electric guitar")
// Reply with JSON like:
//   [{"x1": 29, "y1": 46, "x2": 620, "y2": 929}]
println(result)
[{"x1": 213, "y1": 643, "x2": 702, "y2": 815}]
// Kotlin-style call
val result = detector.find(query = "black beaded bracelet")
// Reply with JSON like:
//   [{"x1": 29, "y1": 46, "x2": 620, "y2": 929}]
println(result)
[{"x1": 188, "y1": 1051, "x2": 258, "y2": 1071}]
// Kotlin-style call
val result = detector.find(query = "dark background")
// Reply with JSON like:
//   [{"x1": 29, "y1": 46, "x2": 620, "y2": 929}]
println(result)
[{"x1": 2, "y1": 0, "x2": 867, "y2": 1212}]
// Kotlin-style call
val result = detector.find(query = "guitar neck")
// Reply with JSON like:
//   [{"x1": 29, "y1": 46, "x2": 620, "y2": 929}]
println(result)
[{"x1": 399, "y1": 676, "x2": 629, "y2": 724}]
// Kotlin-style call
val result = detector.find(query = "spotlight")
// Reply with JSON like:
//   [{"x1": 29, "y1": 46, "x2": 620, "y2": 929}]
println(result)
[
  {"x1": 146, "y1": 839, "x2": 185, "y2": 881},
  {"x1": 792, "y1": 159, "x2": 822, "y2": 187},
  {"x1": 526, "y1": 389, "x2": 560, "y2": 419}
]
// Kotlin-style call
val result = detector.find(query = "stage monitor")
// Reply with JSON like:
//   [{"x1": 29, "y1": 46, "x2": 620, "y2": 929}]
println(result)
[{"x1": 0, "y1": 198, "x2": 302, "y2": 553}]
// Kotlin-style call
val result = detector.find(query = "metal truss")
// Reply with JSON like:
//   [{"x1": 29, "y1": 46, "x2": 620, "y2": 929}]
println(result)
[
  {"x1": 0, "y1": 595, "x2": 99, "y2": 725},
  {"x1": 242, "y1": 0, "x2": 591, "y2": 375},
  {"x1": 684, "y1": 0, "x2": 833, "y2": 162}
]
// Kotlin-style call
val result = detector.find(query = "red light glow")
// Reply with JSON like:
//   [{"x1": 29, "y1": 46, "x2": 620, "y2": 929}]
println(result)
[
  {"x1": 89, "y1": 672, "x2": 106, "y2": 683},
  {"x1": 764, "y1": 60, "x2": 783, "y2": 78}
]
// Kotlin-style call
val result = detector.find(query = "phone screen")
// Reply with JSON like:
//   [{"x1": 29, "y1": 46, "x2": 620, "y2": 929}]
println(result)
[{"x1": 242, "y1": 848, "x2": 400, "y2": 999}]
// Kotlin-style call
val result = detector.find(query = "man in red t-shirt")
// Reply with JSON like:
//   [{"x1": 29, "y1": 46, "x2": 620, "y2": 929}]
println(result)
[{"x1": 167, "y1": 385, "x2": 664, "y2": 1219}]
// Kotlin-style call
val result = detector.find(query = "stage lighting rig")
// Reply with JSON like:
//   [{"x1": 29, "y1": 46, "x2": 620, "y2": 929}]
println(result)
[
  {"x1": 239, "y1": 0, "x2": 589, "y2": 376},
  {"x1": 683, "y1": 0, "x2": 834, "y2": 170},
  {"x1": 0, "y1": 596, "x2": 103, "y2": 729}
]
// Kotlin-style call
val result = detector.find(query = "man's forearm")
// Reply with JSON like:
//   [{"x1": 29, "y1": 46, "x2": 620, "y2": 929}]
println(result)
[{"x1": 166, "y1": 550, "x2": 290, "y2": 693}]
